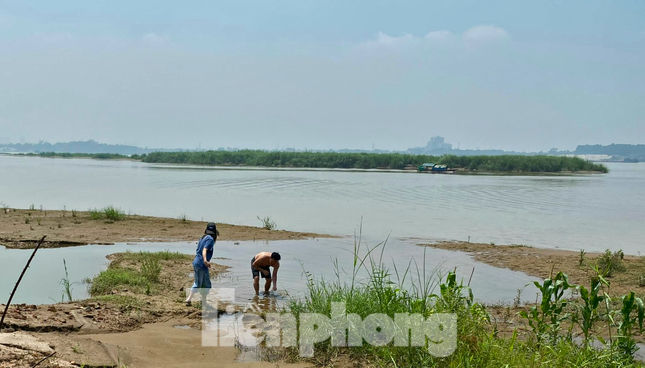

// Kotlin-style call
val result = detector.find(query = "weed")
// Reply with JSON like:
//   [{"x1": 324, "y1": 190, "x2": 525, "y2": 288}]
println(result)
[
  {"x1": 103, "y1": 206, "x2": 126, "y2": 221},
  {"x1": 597, "y1": 249, "x2": 626, "y2": 277},
  {"x1": 29, "y1": 204, "x2": 35, "y2": 210},
  {"x1": 57, "y1": 223, "x2": 62, "y2": 228},
  {"x1": 71, "y1": 344, "x2": 83, "y2": 354},
  {"x1": 514, "y1": 288, "x2": 523, "y2": 308},
  {"x1": 89, "y1": 206, "x2": 126, "y2": 221},
  {"x1": 71, "y1": 209, "x2": 77, "y2": 218},
  {"x1": 141, "y1": 257, "x2": 161, "y2": 283},
  {"x1": 579, "y1": 249, "x2": 586, "y2": 267},
  {"x1": 60, "y1": 259, "x2": 76, "y2": 303},
  {"x1": 35, "y1": 217, "x2": 41, "y2": 226},
  {"x1": 89, "y1": 208, "x2": 102, "y2": 220},
  {"x1": 89, "y1": 268, "x2": 149, "y2": 295},
  {"x1": 0, "y1": 202, "x2": 8, "y2": 213},
  {"x1": 180, "y1": 213, "x2": 188, "y2": 222},
  {"x1": 257, "y1": 216, "x2": 277, "y2": 230},
  {"x1": 24, "y1": 217, "x2": 30, "y2": 224}
]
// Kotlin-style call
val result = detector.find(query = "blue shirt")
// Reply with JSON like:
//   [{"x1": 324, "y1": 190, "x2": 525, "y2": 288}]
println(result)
[{"x1": 192, "y1": 235, "x2": 215, "y2": 269}]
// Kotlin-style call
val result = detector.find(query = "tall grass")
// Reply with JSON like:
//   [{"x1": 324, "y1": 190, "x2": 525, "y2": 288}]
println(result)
[
  {"x1": 89, "y1": 206, "x2": 127, "y2": 221},
  {"x1": 277, "y1": 238, "x2": 642, "y2": 367},
  {"x1": 59, "y1": 259, "x2": 75, "y2": 303}
]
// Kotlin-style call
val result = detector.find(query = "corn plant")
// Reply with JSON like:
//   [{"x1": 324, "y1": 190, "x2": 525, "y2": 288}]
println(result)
[
  {"x1": 432, "y1": 270, "x2": 470, "y2": 312},
  {"x1": 615, "y1": 292, "x2": 645, "y2": 360},
  {"x1": 578, "y1": 249, "x2": 586, "y2": 267},
  {"x1": 575, "y1": 275, "x2": 609, "y2": 344},
  {"x1": 520, "y1": 272, "x2": 574, "y2": 345}
]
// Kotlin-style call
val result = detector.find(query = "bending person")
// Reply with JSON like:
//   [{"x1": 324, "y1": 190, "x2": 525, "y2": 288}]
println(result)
[{"x1": 251, "y1": 251, "x2": 281, "y2": 296}]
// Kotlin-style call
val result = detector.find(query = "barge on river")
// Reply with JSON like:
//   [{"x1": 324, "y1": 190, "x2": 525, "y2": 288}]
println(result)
[{"x1": 417, "y1": 163, "x2": 456, "y2": 174}]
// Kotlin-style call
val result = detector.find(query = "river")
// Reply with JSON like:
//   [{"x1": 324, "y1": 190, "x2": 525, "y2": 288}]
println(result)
[{"x1": 1, "y1": 155, "x2": 644, "y2": 304}]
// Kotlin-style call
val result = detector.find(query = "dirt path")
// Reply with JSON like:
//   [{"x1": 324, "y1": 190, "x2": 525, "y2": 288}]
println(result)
[{"x1": 0, "y1": 208, "x2": 334, "y2": 249}]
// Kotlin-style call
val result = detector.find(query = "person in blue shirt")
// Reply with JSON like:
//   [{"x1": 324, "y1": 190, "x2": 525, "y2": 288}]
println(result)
[{"x1": 185, "y1": 222, "x2": 218, "y2": 306}]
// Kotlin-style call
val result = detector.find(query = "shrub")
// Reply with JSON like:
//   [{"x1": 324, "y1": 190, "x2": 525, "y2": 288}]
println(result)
[
  {"x1": 257, "y1": 216, "x2": 277, "y2": 230},
  {"x1": 596, "y1": 249, "x2": 626, "y2": 277}
]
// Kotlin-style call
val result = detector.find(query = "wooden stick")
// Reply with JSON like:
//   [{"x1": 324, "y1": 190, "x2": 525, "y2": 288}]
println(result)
[
  {"x1": 0, "y1": 236, "x2": 46, "y2": 331},
  {"x1": 31, "y1": 351, "x2": 56, "y2": 368},
  {"x1": 467, "y1": 267, "x2": 476, "y2": 287}
]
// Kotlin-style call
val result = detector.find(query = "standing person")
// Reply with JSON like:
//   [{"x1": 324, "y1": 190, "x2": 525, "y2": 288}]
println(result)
[
  {"x1": 251, "y1": 252, "x2": 281, "y2": 296},
  {"x1": 185, "y1": 222, "x2": 218, "y2": 306}
]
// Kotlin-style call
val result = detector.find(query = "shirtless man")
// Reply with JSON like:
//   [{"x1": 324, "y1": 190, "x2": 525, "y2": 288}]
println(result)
[{"x1": 251, "y1": 252, "x2": 281, "y2": 296}]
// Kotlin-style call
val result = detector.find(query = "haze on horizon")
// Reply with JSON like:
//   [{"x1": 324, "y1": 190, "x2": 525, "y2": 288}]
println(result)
[{"x1": 0, "y1": 1, "x2": 643, "y2": 153}]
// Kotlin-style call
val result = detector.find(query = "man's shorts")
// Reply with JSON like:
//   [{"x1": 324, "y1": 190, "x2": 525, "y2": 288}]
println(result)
[{"x1": 251, "y1": 257, "x2": 271, "y2": 279}]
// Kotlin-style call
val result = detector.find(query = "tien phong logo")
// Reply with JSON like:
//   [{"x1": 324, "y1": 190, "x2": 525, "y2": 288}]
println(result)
[{"x1": 196, "y1": 288, "x2": 457, "y2": 358}]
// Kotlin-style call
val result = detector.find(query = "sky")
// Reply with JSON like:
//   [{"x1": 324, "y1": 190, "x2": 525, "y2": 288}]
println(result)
[{"x1": 0, "y1": 1, "x2": 644, "y2": 152}]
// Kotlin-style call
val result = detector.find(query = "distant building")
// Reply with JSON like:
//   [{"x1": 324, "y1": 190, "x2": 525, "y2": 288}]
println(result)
[{"x1": 426, "y1": 136, "x2": 452, "y2": 151}]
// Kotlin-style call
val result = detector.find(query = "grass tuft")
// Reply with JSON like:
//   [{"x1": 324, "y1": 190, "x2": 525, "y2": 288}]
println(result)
[
  {"x1": 89, "y1": 206, "x2": 127, "y2": 221},
  {"x1": 257, "y1": 216, "x2": 277, "y2": 230}
]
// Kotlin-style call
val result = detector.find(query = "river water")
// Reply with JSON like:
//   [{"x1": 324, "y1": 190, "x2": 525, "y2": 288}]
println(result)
[{"x1": 1, "y1": 155, "x2": 644, "y2": 304}]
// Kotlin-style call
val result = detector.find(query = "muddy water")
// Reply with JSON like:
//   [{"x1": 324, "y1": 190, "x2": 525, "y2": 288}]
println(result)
[
  {"x1": 1, "y1": 155, "x2": 644, "y2": 253},
  {"x1": 0, "y1": 238, "x2": 536, "y2": 305}
]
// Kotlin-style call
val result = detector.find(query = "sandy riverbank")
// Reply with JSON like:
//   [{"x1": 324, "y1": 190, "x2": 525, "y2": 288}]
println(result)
[
  {"x1": 419, "y1": 241, "x2": 644, "y2": 297},
  {"x1": 0, "y1": 208, "x2": 333, "y2": 249},
  {"x1": 0, "y1": 249, "x2": 312, "y2": 367}
]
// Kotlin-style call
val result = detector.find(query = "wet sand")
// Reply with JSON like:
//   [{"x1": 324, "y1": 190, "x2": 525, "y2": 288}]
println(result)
[{"x1": 0, "y1": 208, "x2": 334, "y2": 249}]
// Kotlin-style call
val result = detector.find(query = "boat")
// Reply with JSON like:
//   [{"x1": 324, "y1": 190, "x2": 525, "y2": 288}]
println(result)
[{"x1": 417, "y1": 163, "x2": 455, "y2": 174}]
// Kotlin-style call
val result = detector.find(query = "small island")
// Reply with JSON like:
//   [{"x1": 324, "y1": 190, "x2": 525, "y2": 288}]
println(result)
[{"x1": 9, "y1": 151, "x2": 609, "y2": 174}]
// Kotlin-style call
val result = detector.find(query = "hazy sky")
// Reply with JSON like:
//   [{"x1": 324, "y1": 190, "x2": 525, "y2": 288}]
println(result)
[{"x1": 1, "y1": 1, "x2": 644, "y2": 152}]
